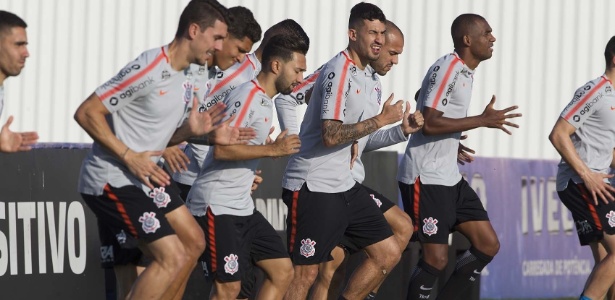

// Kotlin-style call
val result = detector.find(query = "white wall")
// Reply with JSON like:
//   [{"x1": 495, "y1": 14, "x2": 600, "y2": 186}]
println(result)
[{"x1": 0, "y1": 0, "x2": 612, "y2": 159}]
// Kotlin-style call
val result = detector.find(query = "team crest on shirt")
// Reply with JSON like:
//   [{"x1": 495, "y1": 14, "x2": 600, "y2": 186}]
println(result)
[
  {"x1": 139, "y1": 212, "x2": 161, "y2": 233},
  {"x1": 161, "y1": 70, "x2": 170, "y2": 80},
  {"x1": 423, "y1": 217, "x2": 439, "y2": 236},
  {"x1": 224, "y1": 254, "x2": 239, "y2": 275},
  {"x1": 149, "y1": 187, "x2": 171, "y2": 208},
  {"x1": 606, "y1": 211, "x2": 615, "y2": 227},
  {"x1": 300, "y1": 238, "x2": 316, "y2": 258},
  {"x1": 375, "y1": 86, "x2": 382, "y2": 105},
  {"x1": 350, "y1": 65, "x2": 357, "y2": 76},
  {"x1": 606, "y1": 85, "x2": 613, "y2": 94},
  {"x1": 183, "y1": 80, "x2": 194, "y2": 104},
  {"x1": 370, "y1": 194, "x2": 382, "y2": 208},
  {"x1": 116, "y1": 230, "x2": 127, "y2": 245}
]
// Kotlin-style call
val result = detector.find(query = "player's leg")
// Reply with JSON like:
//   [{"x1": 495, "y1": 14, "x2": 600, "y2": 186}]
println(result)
[
  {"x1": 249, "y1": 211, "x2": 293, "y2": 300},
  {"x1": 312, "y1": 246, "x2": 348, "y2": 300},
  {"x1": 399, "y1": 179, "x2": 454, "y2": 300},
  {"x1": 282, "y1": 186, "x2": 348, "y2": 300},
  {"x1": 339, "y1": 184, "x2": 401, "y2": 300},
  {"x1": 436, "y1": 179, "x2": 498, "y2": 300}
]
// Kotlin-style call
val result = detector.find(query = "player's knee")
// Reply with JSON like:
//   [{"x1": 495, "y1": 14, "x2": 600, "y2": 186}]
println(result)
[
  {"x1": 373, "y1": 238, "x2": 402, "y2": 270},
  {"x1": 273, "y1": 261, "x2": 295, "y2": 287},
  {"x1": 183, "y1": 227, "x2": 206, "y2": 258},
  {"x1": 159, "y1": 249, "x2": 189, "y2": 277},
  {"x1": 424, "y1": 253, "x2": 448, "y2": 270},
  {"x1": 215, "y1": 280, "x2": 242, "y2": 299},
  {"x1": 294, "y1": 265, "x2": 319, "y2": 286}
]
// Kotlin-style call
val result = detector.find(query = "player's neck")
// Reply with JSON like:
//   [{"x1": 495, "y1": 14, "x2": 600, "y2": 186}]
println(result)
[
  {"x1": 454, "y1": 48, "x2": 479, "y2": 70},
  {"x1": 256, "y1": 73, "x2": 277, "y2": 98},
  {"x1": 346, "y1": 46, "x2": 368, "y2": 70},
  {"x1": 604, "y1": 68, "x2": 615, "y2": 83},
  {"x1": 0, "y1": 71, "x2": 6, "y2": 86},
  {"x1": 167, "y1": 40, "x2": 191, "y2": 71}
]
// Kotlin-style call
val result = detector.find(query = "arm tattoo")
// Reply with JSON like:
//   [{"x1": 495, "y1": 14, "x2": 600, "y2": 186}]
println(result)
[{"x1": 322, "y1": 118, "x2": 380, "y2": 146}]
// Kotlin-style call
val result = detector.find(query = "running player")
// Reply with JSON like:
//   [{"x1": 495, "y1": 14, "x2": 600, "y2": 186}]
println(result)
[
  {"x1": 549, "y1": 36, "x2": 615, "y2": 300},
  {"x1": 0, "y1": 11, "x2": 38, "y2": 152},
  {"x1": 282, "y1": 3, "x2": 406, "y2": 300},
  {"x1": 398, "y1": 14, "x2": 521, "y2": 300},
  {"x1": 74, "y1": 1, "x2": 248, "y2": 299},
  {"x1": 276, "y1": 20, "x2": 420, "y2": 300},
  {"x1": 186, "y1": 34, "x2": 308, "y2": 300}
]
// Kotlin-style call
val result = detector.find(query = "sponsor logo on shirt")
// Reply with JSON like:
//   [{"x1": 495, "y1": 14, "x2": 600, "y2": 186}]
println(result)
[
  {"x1": 101, "y1": 64, "x2": 141, "y2": 90},
  {"x1": 579, "y1": 93, "x2": 603, "y2": 115},
  {"x1": 118, "y1": 77, "x2": 155, "y2": 99}
]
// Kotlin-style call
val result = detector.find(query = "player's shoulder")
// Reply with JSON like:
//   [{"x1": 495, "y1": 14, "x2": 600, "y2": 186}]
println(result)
[
  {"x1": 572, "y1": 75, "x2": 612, "y2": 95},
  {"x1": 429, "y1": 52, "x2": 465, "y2": 73}
]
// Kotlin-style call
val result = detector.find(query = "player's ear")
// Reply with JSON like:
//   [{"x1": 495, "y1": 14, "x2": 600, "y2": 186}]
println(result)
[
  {"x1": 463, "y1": 34, "x2": 471, "y2": 47},
  {"x1": 270, "y1": 59, "x2": 281, "y2": 75},
  {"x1": 188, "y1": 23, "x2": 200, "y2": 40},
  {"x1": 348, "y1": 29, "x2": 357, "y2": 42}
]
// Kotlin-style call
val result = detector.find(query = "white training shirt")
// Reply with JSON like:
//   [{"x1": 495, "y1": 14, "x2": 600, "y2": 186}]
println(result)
[
  {"x1": 186, "y1": 80, "x2": 273, "y2": 216},
  {"x1": 556, "y1": 75, "x2": 615, "y2": 191},
  {"x1": 174, "y1": 53, "x2": 261, "y2": 186},
  {"x1": 283, "y1": 50, "x2": 378, "y2": 193},
  {"x1": 398, "y1": 52, "x2": 474, "y2": 186},
  {"x1": 78, "y1": 45, "x2": 198, "y2": 196}
]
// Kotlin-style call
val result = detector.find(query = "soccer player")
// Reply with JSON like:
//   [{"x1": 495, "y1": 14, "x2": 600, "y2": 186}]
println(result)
[
  {"x1": 398, "y1": 14, "x2": 521, "y2": 300},
  {"x1": 0, "y1": 11, "x2": 38, "y2": 153},
  {"x1": 549, "y1": 36, "x2": 615, "y2": 300},
  {"x1": 186, "y1": 34, "x2": 308, "y2": 300},
  {"x1": 276, "y1": 20, "x2": 420, "y2": 300},
  {"x1": 282, "y1": 3, "x2": 406, "y2": 300},
  {"x1": 74, "y1": 1, "x2": 249, "y2": 299}
]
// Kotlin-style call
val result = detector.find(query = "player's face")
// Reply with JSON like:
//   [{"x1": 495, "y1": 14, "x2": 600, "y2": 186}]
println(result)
[
  {"x1": 275, "y1": 52, "x2": 307, "y2": 95},
  {"x1": 0, "y1": 27, "x2": 29, "y2": 79},
  {"x1": 371, "y1": 32, "x2": 404, "y2": 76},
  {"x1": 193, "y1": 19, "x2": 228, "y2": 66},
  {"x1": 213, "y1": 36, "x2": 254, "y2": 70},
  {"x1": 355, "y1": 19, "x2": 385, "y2": 62},
  {"x1": 469, "y1": 19, "x2": 496, "y2": 62}
]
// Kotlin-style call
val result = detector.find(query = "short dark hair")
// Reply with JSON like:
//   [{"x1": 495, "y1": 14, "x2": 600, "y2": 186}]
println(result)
[
  {"x1": 605, "y1": 36, "x2": 615, "y2": 69},
  {"x1": 0, "y1": 11, "x2": 27, "y2": 37},
  {"x1": 175, "y1": 0, "x2": 230, "y2": 39},
  {"x1": 227, "y1": 6, "x2": 261, "y2": 44},
  {"x1": 451, "y1": 13, "x2": 486, "y2": 48},
  {"x1": 348, "y1": 2, "x2": 386, "y2": 30},
  {"x1": 261, "y1": 35, "x2": 308, "y2": 72},
  {"x1": 261, "y1": 19, "x2": 310, "y2": 52}
]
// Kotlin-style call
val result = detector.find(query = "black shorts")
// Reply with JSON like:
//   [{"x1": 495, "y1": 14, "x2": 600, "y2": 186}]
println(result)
[
  {"x1": 399, "y1": 177, "x2": 489, "y2": 244},
  {"x1": 196, "y1": 209, "x2": 288, "y2": 282},
  {"x1": 283, "y1": 182, "x2": 393, "y2": 265},
  {"x1": 339, "y1": 185, "x2": 396, "y2": 253},
  {"x1": 176, "y1": 181, "x2": 192, "y2": 202},
  {"x1": 98, "y1": 219, "x2": 147, "y2": 268},
  {"x1": 82, "y1": 182, "x2": 184, "y2": 246},
  {"x1": 558, "y1": 179, "x2": 615, "y2": 246}
]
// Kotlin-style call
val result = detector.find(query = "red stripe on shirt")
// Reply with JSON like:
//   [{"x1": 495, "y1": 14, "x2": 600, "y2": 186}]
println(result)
[
  {"x1": 563, "y1": 78, "x2": 608, "y2": 120},
  {"x1": 292, "y1": 71, "x2": 320, "y2": 93},
  {"x1": 206, "y1": 208, "x2": 218, "y2": 272},
  {"x1": 334, "y1": 60, "x2": 352, "y2": 120},
  {"x1": 232, "y1": 81, "x2": 263, "y2": 127},
  {"x1": 209, "y1": 59, "x2": 251, "y2": 96},
  {"x1": 430, "y1": 57, "x2": 462, "y2": 108},
  {"x1": 98, "y1": 52, "x2": 166, "y2": 101},
  {"x1": 103, "y1": 184, "x2": 138, "y2": 237}
]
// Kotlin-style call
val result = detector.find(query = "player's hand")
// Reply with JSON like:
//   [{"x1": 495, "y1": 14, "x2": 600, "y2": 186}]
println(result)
[
  {"x1": 375, "y1": 93, "x2": 404, "y2": 127},
  {"x1": 209, "y1": 114, "x2": 256, "y2": 146},
  {"x1": 188, "y1": 98, "x2": 227, "y2": 136},
  {"x1": 401, "y1": 102, "x2": 424, "y2": 135},
  {"x1": 457, "y1": 135, "x2": 475, "y2": 165},
  {"x1": 162, "y1": 145, "x2": 189, "y2": 173},
  {"x1": 0, "y1": 116, "x2": 39, "y2": 152},
  {"x1": 123, "y1": 149, "x2": 170, "y2": 189},
  {"x1": 479, "y1": 95, "x2": 522, "y2": 135},
  {"x1": 273, "y1": 130, "x2": 300, "y2": 157},
  {"x1": 350, "y1": 141, "x2": 359, "y2": 169},
  {"x1": 581, "y1": 172, "x2": 615, "y2": 205},
  {"x1": 251, "y1": 170, "x2": 263, "y2": 194}
]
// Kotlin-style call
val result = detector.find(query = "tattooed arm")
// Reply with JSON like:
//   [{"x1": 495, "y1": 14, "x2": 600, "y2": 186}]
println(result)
[{"x1": 322, "y1": 94, "x2": 403, "y2": 147}]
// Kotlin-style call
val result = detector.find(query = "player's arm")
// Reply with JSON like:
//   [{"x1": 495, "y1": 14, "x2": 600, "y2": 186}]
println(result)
[
  {"x1": 214, "y1": 130, "x2": 300, "y2": 160},
  {"x1": 364, "y1": 101, "x2": 424, "y2": 152},
  {"x1": 276, "y1": 94, "x2": 302, "y2": 135},
  {"x1": 422, "y1": 95, "x2": 521, "y2": 136},
  {"x1": 549, "y1": 117, "x2": 615, "y2": 204},
  {"x1": 611, "y1": 148, "x2": 615, "y2": 169},
  {"x1": 74, "y1": 93, "x2": 171, "y2": 188},
  {"x1": 322, "y1": 94, "x2": 403, "y2": 147}
]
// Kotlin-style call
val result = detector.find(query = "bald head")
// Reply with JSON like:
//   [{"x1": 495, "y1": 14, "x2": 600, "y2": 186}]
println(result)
[
  {"x1": 385, "y1": 20, "x2": 403, "y2": 42},
  {"x1": 451, "y1": 14, "x2": 486, "y2": 48}
]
